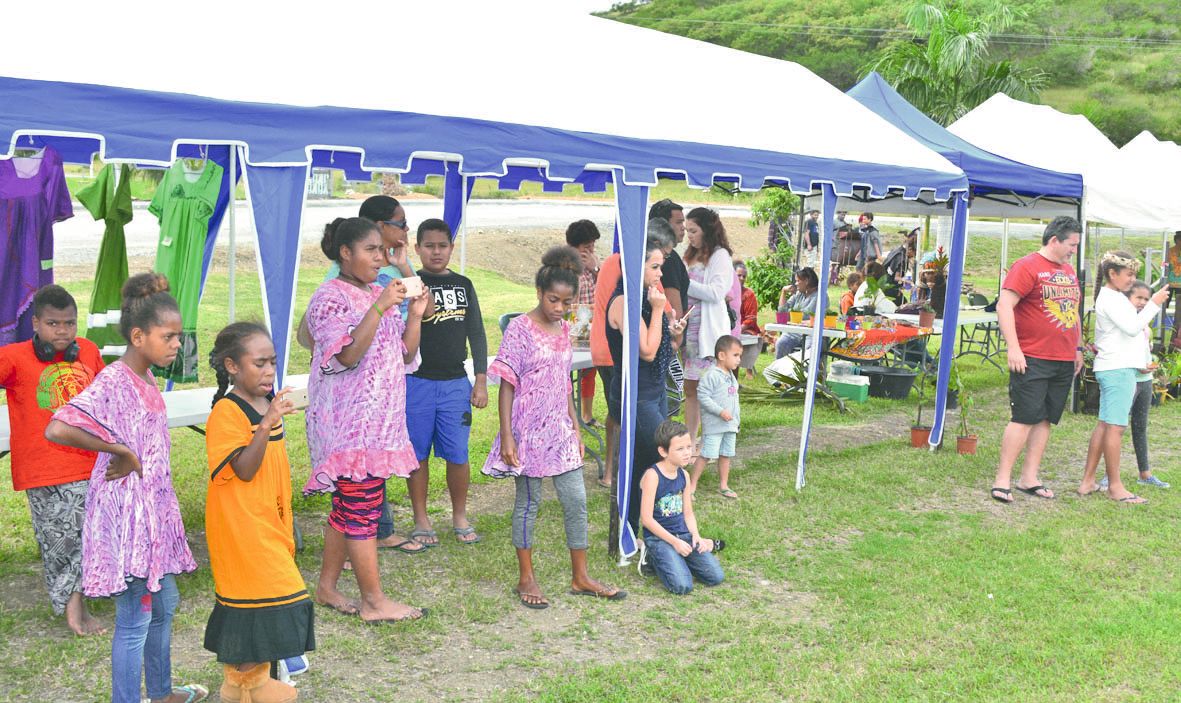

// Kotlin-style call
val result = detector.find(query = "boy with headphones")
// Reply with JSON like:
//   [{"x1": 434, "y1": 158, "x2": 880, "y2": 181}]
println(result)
[{"x1": 0, "y1": 285, "x2": 106, "y2": 635}]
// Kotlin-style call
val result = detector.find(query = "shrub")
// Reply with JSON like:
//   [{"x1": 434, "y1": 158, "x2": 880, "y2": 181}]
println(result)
[
  {"x1": 745, "y1": 239, "x2": 796, "y2": 311},
  {"x1": 1037, "y1": 45, "x2": 1095, "y2": 86}
]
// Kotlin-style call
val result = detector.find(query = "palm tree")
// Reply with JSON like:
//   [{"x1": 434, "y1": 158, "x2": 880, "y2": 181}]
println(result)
[{"x1": 864, "y1": 1, "x2": 1047, "y2": 125}]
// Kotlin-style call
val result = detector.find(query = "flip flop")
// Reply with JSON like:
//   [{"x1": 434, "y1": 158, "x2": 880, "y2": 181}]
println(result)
[
  {"x1": 513, "y1": 588, "x2": 550, "y2": 610},
  {"x1": 377, "y1": 537, "x2": 427, "y2": 554},
  {"x1": 409, "y1": 528, "x2": 439, "y2": 547},
  {"x1": 990, "y1": 487, "x2": 1013, "y2": 503},
  {"x1": 719, "y1": 488, "x2": 738, "y2": 499},
  {"x1": 569, "y1": 587, "x2": 628, "y2": 601},
  {"x1": 1015, "y1": 484, "x2": 1054, "y2": 499},
  {"x1": 363, "y1": 607, "x2": 429, "y2": 624},
  {"x1": 596, "y1": 478, "x2": 613, "y2": 489},
  {"x1": 141, "y1": 684, "x2": 209, "y2": 703},
  {"x1": 453, "y1": 526, "x2": 482, "y2": 545},
  {"x1": 315, "y1": 598, "x2": 360, "y2": 616},
  {"x1": 1118, "y1": 494, "x2": 1148, "y2": 504},
  {"x1": 584, "y1": 418, "x2": 603, "y2": 429}
]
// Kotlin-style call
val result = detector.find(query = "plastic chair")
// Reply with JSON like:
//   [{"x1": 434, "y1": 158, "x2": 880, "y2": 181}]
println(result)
[{"x1": 498, "y1": 312, "x2": 522, "y2": 333}]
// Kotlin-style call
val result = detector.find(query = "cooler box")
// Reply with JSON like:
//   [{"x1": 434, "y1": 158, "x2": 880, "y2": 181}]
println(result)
[{"x1": 830, "y1": 375, "x2": 869, "y2": 403}]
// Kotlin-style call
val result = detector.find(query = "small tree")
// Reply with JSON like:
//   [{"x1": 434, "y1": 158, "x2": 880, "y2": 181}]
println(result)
[{"x1": 746, "y1": 187, "x2": 800, "y2": 309}]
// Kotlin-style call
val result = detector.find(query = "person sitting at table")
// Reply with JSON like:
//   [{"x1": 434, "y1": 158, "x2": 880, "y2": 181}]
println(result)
[
  {"x1": 775, "y1": 267, "x2": 819, "y2": 359},
  {"x1": 853, "y1": 262, "x2": 897, "y2": 314}
]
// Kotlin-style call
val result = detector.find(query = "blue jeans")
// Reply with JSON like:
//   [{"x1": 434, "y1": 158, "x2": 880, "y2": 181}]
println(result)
[
  {"x1": 112, "y1": 574, "x2": 178, "y2": 703},
  {"x1": 644, "y1": 533, "x2": 724, "y2": 595}
]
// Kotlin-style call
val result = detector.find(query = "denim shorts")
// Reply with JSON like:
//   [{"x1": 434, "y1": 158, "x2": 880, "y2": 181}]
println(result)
[
  {"x1": 406, "y1": 375, "x2": 473, "y2": 463},
  {"x1": 701, "y1": 431, "x2": 737, "y2": 459},
  {"x1": 1096, "y1": 367, "x2": 1137, "y2": 427}
]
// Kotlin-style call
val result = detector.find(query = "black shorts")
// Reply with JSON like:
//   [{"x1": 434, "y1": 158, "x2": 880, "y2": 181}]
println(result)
[{"x1": 1009, "y1": 356, "x2": 1075, "y2": 426}]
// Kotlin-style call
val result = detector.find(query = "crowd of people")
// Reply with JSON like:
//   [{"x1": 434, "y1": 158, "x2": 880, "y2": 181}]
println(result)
[
  {"x1": 7, "y1": 195, "x2": 1178, "y2": 701},
  {"x1": 2, "y1": 195, "x2": 746, "y2": 703}
]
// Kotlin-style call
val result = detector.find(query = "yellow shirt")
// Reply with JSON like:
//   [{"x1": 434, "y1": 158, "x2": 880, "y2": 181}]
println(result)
[{"x1": 205, "y1": 394, "x2": 307, "y2": 608}]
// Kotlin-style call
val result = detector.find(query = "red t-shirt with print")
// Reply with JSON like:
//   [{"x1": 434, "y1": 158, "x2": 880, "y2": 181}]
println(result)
[
  {"x1": 1002, "y1": 252, "x2": 1081, "y2": 362},
  {"x1": 0, "y1": 339, "x2": 104, "y2": 490}
]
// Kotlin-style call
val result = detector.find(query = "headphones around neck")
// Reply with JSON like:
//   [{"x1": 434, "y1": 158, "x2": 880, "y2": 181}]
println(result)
[{"x1": 33, "y1": 334, "x2": 80, "y2": 363}]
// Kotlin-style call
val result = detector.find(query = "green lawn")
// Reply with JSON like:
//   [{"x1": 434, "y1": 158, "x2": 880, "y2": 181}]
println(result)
[{"x1": 3, "y1": 265, "x2": 1179, "y2": 701}]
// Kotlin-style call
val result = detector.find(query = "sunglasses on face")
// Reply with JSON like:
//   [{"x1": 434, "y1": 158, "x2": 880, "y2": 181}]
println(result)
[{"x1": 380, "y1": 219, "x2": 409, "y2": 230}]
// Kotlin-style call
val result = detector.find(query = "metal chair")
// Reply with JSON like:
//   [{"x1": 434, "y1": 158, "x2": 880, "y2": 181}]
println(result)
[
  {"x1": 498, "y1": 312, "x2": 522, "y2": 333},
  {"x1": 958, "y1": 293, "x2": 1004, "y2": 369}
]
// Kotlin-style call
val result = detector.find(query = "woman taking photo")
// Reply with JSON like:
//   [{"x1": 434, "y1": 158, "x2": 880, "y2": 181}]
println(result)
[
  {"x1": 304, "y1": 217, "x2": 429, "y2": 623},
  {"x1": 681, "y1": 208, "x2": 735, "y2": 445},
  {"x1": 607, "y1": 219, "x2": 684, "y2": 535}
]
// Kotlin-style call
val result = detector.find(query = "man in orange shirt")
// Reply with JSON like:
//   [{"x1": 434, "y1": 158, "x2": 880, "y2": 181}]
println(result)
[{"x1": 0, "y1": 286, "x2": 106, "y2": 635}]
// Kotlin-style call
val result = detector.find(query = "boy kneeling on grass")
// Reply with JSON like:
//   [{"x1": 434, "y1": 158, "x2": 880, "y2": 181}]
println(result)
[{"x1": 639, "y1": 420, "x2": 725, "y2": 595}]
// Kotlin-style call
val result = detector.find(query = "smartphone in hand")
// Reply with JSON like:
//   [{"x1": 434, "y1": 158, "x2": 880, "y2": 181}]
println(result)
[{"x1": 401, "y1": 276, "x2": 425, "y2": 298}]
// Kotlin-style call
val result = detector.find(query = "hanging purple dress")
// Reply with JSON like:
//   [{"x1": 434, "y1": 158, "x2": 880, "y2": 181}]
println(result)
[{"x1": 0, "y1": 146, "x2": 73, "y2": 345}]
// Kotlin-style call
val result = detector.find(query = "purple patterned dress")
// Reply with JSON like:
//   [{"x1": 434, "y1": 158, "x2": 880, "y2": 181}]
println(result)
[
  {"x1": 482, "y1": 314, "x2": 582, "y2": 479},
  {"x1": 303, "y1": 278, "x2": 419, "y2": 494},
  {"x1": 52, "y1": 362, "x2": 196, "y2": 597},
  {"x1": 0, "y1": 146, "x2": 73, "y2": 345}
]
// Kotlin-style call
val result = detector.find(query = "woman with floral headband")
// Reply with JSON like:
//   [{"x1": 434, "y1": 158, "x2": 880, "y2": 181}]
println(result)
[{"x1": 1077, "y1": 251, "x2": 1169, "y2": 504}]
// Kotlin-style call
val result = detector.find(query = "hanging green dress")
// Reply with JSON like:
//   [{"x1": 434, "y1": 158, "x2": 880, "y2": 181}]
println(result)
[
  {"x1": 151, "y1": 159, "x2": 223, "y2": 383},
  {"x1": 77, "y1": 164, "x2": 133, "y2": 361}
]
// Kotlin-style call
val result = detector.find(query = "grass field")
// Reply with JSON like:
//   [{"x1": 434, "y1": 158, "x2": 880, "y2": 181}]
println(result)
[{"x1": 3, "y1": 262, "x2": 1180, "y2": 701}]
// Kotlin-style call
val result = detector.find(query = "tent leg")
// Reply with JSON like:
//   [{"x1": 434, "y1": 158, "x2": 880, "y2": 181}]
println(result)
[
  {"x1": 999, "y1": 218, "x2": 1009, "y2": 296},
  {"x1": 228, "y1": 146, "x2": 237, "y2": 322},
  {"x1": 459, "y1": 176, "x2": 468, "y2": 275}
]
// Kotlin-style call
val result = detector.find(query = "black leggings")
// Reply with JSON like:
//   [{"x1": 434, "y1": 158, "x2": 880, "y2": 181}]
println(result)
[{"x1": 1130, "y1": 380, "x2": 1153, "y2": 473}]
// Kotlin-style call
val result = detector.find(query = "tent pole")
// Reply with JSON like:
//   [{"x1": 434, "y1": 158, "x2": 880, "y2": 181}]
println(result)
[
  {"x1": 228, "y1": 146, "x2": 237, "y2": 322},
  {"x1": 459, "y1": 175, "x2": 468, "y2": 275},
  {"x1": 999, "y1": 218, "x2": 1009, "y2": 295},
  {"x1": 1072, "y1": 197, "x2": 1087, "y2": 413}
]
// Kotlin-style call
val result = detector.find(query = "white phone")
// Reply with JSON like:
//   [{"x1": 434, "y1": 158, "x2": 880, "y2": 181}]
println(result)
[
  {"x1": 287, "y1": 387, "x2": 309, "y2": 410},
  {"x1": 401, "y1": 276, "x2": 425, "y2": 298}
]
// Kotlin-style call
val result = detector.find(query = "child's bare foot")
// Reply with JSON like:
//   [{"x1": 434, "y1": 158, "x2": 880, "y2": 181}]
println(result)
[
  {"x1": 360, "y1": 596, "x2": 425, "y2": 623},
  {"x1": 570, "y1": 576, "x2": 626, "y2": 600},
  {"x1": 65, "y1": 594, "x2": 107, "y2": 636},
  {"x1": 314, "y1": 585, "x2": 360, "y2": 615}
]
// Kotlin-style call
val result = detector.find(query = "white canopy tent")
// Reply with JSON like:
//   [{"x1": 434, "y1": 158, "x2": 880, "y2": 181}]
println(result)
[
  {"x1": 2, "y1": 0, "x2": 970, "y2": 556},
  {"x1": 949, "y1": 94, "x2": 1170, "y2": 231}
]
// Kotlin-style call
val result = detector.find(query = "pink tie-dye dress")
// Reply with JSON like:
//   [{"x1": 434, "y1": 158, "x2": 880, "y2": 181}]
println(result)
[
  {"x1": 303, "y1": 278, "x2": 419, "y2": 494},
  {"x1": 51, "y1": 361, "x2": 197, "y2": 597},
  {"x1": 482, "y1": 314, "x2": 582, "y2": 479}
]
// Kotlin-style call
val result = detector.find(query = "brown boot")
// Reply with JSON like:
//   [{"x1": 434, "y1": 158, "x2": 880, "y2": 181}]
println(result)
[{"x1": 219, "y1": 663, "x2": 298, "y2": 703}]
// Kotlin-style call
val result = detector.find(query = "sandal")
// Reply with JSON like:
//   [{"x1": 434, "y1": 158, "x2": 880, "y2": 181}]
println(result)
[
  {"x1": 1118, "y1": 494, "x2": 1148, "y2": 504},
  {"x1": 1015, "y1": 484, "x2": 1054, "y2": 499},
  {"x1": 570, "y1": 586, "x2": 628, "y2": 601},
  {"x1": 990, "y1": 487, "x2": 1013, "y2": 503},
  {"x1": 513, "y1": 588, "x2": 550, "y2": 609},
  {"x1": 141, "y1": 684, "x2": 209, "y2": 703},
  {"x1": 409, "y1": 528, "x2": 439, "y2": 547},
  {"x1": 719, "y1": 488, "x2": 738, "y2": 499},
  {"x1": 377, "y1": 536, "x2": 427, "y2": 554},
  {"x1": 453, "y1": 525, "x2": 482, "y2": 544}
]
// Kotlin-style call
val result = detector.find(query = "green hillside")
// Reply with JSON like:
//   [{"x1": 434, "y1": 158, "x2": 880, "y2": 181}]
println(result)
[{"x1": 600, "y1": 0, "x2": 1181, "y2": 145}]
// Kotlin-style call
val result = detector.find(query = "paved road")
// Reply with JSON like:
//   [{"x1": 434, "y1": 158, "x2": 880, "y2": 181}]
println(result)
[{"x1": 52, "y1": 197, "x2": 1167, "y2": 266}]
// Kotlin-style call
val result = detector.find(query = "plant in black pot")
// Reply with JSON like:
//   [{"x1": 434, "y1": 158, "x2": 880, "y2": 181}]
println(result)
[{"x1": 925, "y1": 246, "x2": 949, "y2": 318}]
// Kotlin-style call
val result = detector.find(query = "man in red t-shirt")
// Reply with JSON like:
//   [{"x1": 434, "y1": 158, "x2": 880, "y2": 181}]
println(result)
[
  {"x1": 990, "y1": 217, "x2": 1082, "y2": 504},
  {"x1": 0, "y1": 286, "x2": 106, "y2": 634}
]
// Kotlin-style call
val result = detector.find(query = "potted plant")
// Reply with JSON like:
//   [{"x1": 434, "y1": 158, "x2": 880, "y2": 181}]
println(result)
[
  {"x1": 918, "y1": 302, "x2": 936, "y2": 329},
  {"x1": 953, "y1": 363, "x2": 977, "y2": 454},
  {"x1": 824, "y1": 308, "x2": 839, "y2": 328},
  {"x1": 911, "y1": 372, "x2": 931, "y2": 448},
  {"x1": 925, "y1": 246, "x2": 950, "y2": 317}
]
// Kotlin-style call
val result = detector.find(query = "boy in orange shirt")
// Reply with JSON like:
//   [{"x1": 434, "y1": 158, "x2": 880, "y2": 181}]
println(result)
[{"x1": 0, "y1": 285, "x2": 106, "y2": 635}]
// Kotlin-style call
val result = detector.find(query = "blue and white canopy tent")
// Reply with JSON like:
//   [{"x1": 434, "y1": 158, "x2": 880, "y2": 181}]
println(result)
[
  {"x1": 0, "y1": 1, "x2": 967, "y2": 557},
  {"x1": 809, "y1": 73, "x2": 1085, "y2": 448}
]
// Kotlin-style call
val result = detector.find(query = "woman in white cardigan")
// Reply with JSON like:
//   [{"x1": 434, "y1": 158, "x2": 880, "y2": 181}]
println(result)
[
  {"x1": 682, "y1": 207, "x2": 736, "y2": 444},
  {"x1": 1078, "y1": 251, "x2": 1169, "y2": 503}
]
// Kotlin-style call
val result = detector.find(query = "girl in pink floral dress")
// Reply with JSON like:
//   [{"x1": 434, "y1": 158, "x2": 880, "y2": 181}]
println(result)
[
  {"x1": 484, "y1": 246, "x2": 625, "y2": 610},
  {"x1": 47, "y1": 273, "x2": 205, "y2": 703},
  {"x1": 304, "y1": 217, "x2": 428, "y2": 624}
]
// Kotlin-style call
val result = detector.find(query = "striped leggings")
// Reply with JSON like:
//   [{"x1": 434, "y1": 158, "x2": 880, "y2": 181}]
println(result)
[
  {"x1": 329, "y1": 476, "x2": 385, "y2": 540},
  {"x1": 512, "y1": 469, "x2": 588, "y2": 550}
]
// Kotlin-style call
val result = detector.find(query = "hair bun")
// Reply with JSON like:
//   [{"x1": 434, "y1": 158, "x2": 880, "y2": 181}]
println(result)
[
  {"x1": 541, "y1": 245, "x2": 582, "y2": 275},
  {"x1": 122, "y1": 272, "x2": 170, "y2": 301}
]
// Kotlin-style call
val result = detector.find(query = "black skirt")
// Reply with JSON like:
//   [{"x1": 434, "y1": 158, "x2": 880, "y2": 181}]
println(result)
[{"x1": 204, "y1": 597, "x2": 315, "y2": 664}]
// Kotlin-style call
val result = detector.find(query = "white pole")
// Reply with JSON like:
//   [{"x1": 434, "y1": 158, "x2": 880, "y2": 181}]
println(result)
[
  {"x1": 459, "y1": 175, "x2": 468, "y2": 275},
  {"x1": 228, "y1": 146, "x2": 237, "y2": 322},
  {"x1": 999, "y1": 218, "x2": 1009, "y2": 294}
]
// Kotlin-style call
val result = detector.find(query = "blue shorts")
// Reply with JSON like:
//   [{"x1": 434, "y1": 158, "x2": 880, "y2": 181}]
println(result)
[
  {"x1": 406, "y1": 375, "x2": 472, "y2": 463},
  {"x1": 701, "y1": 431, "x2": 737, "y2": 460},
  {"x1": 1096, "y1": 368, "x2": 1136, "y2": 427}
]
